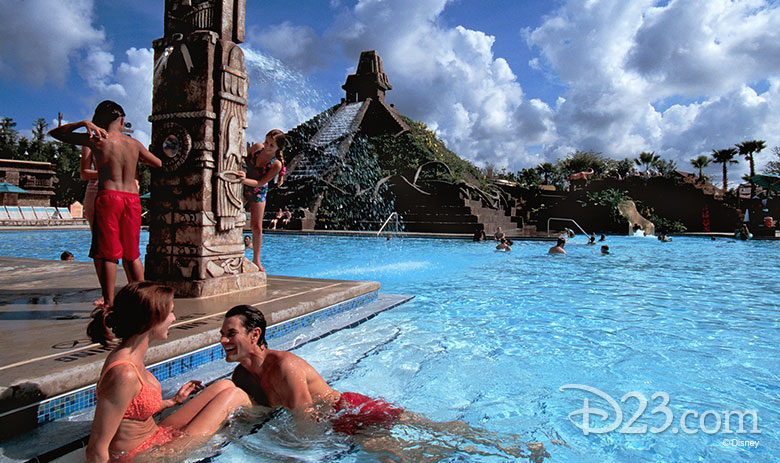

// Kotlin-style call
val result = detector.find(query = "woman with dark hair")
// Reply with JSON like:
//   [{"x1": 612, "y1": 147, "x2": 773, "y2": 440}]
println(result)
[
  {"x1": 85, "y1": 282, "x2": 250, "y2": 463},
  {"x1": 237, "y1": 129, "x2": 287, "y2": 272}
]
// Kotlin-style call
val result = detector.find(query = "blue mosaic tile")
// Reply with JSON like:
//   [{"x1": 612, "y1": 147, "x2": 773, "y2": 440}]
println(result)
[{"x1": 35, "y1": 291, "x2": 378, "y2": 425}]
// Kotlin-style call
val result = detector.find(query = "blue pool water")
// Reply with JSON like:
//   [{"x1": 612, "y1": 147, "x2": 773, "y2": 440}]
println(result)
[{"x1": 1, "y1": 230, "x2": 777, "y2": 462}]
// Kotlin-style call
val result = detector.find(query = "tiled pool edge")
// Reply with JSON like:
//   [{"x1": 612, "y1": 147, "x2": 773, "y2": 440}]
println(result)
[
  {"x1": 0, "y1": 292, "x2": 413, "y2": 463},
  {"x1": 33, "y1": 291, "x2": 379, "y2": 426}
]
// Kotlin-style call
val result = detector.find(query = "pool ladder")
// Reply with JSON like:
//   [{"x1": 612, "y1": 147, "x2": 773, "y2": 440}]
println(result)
[
  {"x1": 377, "y1": 212, "x2": 399, "y2": 237},
  {"x1": 547, "y1": 217, "x2": 589, "y2": 237}
]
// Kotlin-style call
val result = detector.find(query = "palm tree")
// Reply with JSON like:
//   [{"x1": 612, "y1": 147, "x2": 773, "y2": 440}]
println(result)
[
  {"x1": 536, "y1": 162, "x2": 557, "y2": 184},
  {"x1": 690, "y1": 155, "x2": 710, "y2": 180},
  {"x1": 711, "y1": 147, "x2": 738, "y2": 192},
  {"x1": 634, "y1": 151, "x2": 660, "y2": 173},
  {"x1": 736, "y1": 140, "x2": 767, "y2": 196}
]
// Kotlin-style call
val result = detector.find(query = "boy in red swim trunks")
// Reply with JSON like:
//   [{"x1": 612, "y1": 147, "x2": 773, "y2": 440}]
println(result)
[
  {"x1": 220, "y1": 305, "x2": 403, "y2": 434},
  {"x1": 49, "y1": 101, "x2": 162, "y2": 306}
]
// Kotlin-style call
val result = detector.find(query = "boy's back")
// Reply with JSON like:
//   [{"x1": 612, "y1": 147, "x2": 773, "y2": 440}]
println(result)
[
  {"x1": 47, "y1": 100, "x2": 161, "y2": 307},
  {"x1": 91, "y1": 134, "x2": 146, "y2": 193}
]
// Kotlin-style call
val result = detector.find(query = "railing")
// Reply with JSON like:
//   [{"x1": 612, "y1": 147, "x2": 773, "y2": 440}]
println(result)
[
  {"x1": 547, "y1": 217, "x2": 588, "y2": 237},
  {"x1": 377, "y1": 212, "x2": 399, "y2": 237}
]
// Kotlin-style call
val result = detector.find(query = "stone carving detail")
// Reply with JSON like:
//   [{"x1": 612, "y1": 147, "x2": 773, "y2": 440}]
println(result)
[
  {"x1": 206, "y1": 257, "x2": 242, "y2": 277},
  {"x1": 148, "y1": 0, "x2": 263, "y2": 297},
  {"x1": 215, "y1": 42, "x2": 248, "y2": 232},
  {"x1": 149, "y1": 110, "x2": 217, "y2": 122},
  {"x1": 166, "y1": 0, "x2": 216, "y2": 35},
  {"x1": 165, "y1": 0, "x2": 245, "y2": 42},
  {"x1": 343, "y1": 50, "x2": 392, "y2": 104},
  {"x1": 216, "y1": 115, "x2": 244, "y2": 231},
  {"x1": 152, "y1": 122, "x2": 192, "y2": 172},
  {"x1": 176, "y1": 259, "x2": 198, "y2": 278}
]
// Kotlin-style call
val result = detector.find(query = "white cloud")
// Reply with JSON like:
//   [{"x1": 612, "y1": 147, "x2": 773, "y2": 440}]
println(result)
[
  {"x1": 81, "y1": 47, "x2": 154, "y2": 147},
  {"x1": 0, "y1": 0, "x2": 105, "y2": 86},
  {"x1": 248, "y1": 21, "x2": 331, "y2": 73},
  {"x1": 527, "y1": 0, "x2": 780, "y2": 179},
  {"x1": 326, "y1": 0, "x2": 555, "y2": 169},
  {"x1": 238, "y1": 0, "x2": 780, "y2": 179}
]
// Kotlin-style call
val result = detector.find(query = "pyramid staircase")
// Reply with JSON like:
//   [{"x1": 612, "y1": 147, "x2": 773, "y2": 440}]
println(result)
[
  {"x1": 285, "y1": 102, "x2": 367, "y2": 183},
  {"x1": 391, "y1": 178, "x2": 523, "y2": 236}
]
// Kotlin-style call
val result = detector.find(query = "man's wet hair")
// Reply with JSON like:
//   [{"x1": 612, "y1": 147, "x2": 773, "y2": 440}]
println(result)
[
  {"x1": 557, "y1": 238, "x2": 566, "y2": 246},
  {"x1": 225, "y1": 304, "x2": 267, "y2": 347},
  {"x1": 92, "y1": 100, "x2": 126, "y2": 129}
]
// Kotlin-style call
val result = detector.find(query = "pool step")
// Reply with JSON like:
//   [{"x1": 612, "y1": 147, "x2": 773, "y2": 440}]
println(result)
[{"x1": 0, "y1": 291, "x2": 413, "y2": 463}]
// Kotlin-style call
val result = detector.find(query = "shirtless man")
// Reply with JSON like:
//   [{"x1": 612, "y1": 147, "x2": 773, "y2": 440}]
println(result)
[
  {"x1": 48, "y1": 101, "x2": 162, "y2": 306},
  {"x1": 220, "y1": 305, "x2": 403, "y2": 434},
  {"x1": 548, "y1": 238, "x2": 566, "y2": 254}
]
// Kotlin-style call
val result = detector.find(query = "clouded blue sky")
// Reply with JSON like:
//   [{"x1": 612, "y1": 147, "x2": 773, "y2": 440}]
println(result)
[{"x1": 1, "y1": 0, "x2": 779, "y2": 182}]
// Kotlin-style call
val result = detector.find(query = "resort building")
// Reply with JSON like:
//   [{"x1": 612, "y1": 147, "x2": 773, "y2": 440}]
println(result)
[{"x1": 0, "y1": 159, "x2": 56, "y2": 207}]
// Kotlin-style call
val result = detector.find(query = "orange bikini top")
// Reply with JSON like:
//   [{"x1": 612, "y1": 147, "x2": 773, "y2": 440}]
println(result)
[{"x1": 97, "y1": 360, "x2": 162, "y2": 421}]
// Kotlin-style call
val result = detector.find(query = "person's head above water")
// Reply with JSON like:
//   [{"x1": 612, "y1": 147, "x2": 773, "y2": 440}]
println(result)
[
  {"x1": 601, "y1": 245, "x2": 610, "y2": 254},
  {"x1": 87, "y1": 281, "x2": 174, "y2": 346},
  {"x1": 224, "y1": 304, "x2": 268, "y2": 348},
  {"x1": 557, "y1": 238, "x2": 566, "y2": 247},
  {"x1": 91, "y1": 100, "x2": 125, "y2": 130}
]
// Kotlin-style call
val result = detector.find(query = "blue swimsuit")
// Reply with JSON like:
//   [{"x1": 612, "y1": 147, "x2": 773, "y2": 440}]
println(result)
[{"x1": 244, "y1": 148, "x2": 276, "y2": 203}]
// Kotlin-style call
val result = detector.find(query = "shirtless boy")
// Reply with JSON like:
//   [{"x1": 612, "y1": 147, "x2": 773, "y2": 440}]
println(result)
[
  {"x1": 220, "y1": 305, "x2": 403, "y2": 434},
  {"x1": 48, "y1": 101, "x2": 162, "y2": 306}
]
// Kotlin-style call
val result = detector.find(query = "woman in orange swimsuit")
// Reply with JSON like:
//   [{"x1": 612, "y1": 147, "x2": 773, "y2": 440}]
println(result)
[
  {"x1": 85, "y1": 282, "x2": 250, "y2": 462},
  {"x1": 236, "y1": 129, "x2": 286, "y2": 272}
]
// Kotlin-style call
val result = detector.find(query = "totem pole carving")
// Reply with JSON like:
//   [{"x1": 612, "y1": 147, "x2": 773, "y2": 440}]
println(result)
[{"x1": 146, "y1": 0, "x2": 263, "y2": 297}]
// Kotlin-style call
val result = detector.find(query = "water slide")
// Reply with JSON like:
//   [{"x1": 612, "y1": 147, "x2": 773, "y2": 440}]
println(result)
[{"x1": 617, "y1": 200, "x2": 655, "y2": 236}]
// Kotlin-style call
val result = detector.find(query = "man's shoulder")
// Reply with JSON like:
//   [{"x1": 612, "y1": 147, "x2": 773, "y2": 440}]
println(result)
[{"x1": 271, "y1": 350, "x2": 311, "y2": 373}]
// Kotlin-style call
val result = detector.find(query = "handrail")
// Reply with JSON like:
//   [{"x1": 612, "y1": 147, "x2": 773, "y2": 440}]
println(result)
[
  {"x1": 547, "y1": 217, "x2": 588, "y2": 237},
  {"x1": 377, "y1": 212, "x2": 398, "y2": 236}
]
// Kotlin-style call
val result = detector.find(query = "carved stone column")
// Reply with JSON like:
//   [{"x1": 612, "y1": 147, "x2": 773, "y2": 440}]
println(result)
[{"x1": 146, "y1": 0, "x2": 263, "y2": 297}]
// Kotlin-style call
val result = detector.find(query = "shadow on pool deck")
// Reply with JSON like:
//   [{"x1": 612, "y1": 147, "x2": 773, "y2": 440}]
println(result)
[{"x1": 0, "y1": 256, "x2": 382, "y2": 443}]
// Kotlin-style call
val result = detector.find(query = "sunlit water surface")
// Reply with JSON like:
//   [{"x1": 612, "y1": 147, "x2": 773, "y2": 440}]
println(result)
[{"x1": 1, "y1": 230, "x2": 777, "y2": 462}]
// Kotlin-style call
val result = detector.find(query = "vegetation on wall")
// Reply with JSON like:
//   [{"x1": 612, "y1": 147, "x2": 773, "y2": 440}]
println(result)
[
  {"x1": 369, "y1": 117, "x2": 489, "y2": 189},
  {"x1": 581, "y1": 188, "x2": 687, "y2": 234}
]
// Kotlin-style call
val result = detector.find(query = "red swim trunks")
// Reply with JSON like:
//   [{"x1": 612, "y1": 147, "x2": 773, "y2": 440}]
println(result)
[
  {"x1": 330, "y1": 392, "x2": 404, "y2": 435},
  {"x1": 89, "y1": 190, "x2": 142, "y2": 263},
  {"x1": 112, "y1": 426, "x2": 184, "y2": 462}
]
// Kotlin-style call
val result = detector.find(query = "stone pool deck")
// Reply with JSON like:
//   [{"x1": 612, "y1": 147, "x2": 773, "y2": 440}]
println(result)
[{"x1": 0, "y1": 256, "x2": 411, "y2": 461}]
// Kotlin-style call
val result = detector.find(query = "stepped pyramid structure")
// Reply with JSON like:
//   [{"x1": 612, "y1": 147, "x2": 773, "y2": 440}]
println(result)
[
  {"x1": 272, "y1": 51, "x2": 408, "y2": 227},
  {"x1": 269, "y1": 50, "x2": 522, "y2": 236}
]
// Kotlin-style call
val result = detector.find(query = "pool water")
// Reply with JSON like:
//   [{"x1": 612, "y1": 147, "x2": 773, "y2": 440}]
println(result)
[{"x1": 1, "y1": 230, "x2": 777, "y2": 462}]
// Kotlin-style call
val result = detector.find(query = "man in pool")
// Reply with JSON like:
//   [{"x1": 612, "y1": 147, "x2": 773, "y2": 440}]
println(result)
[
  {"x1": 220, "y1": 305, "x2": 403, "y2": 434},
  {"x1": 548, "y1": 238, "x2": 566, "y2": 254},
  {"x1": 48, "y1": 100, "x2": 162, "y2": 306}
]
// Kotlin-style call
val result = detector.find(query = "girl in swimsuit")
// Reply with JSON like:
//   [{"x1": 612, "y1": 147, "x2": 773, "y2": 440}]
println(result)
[
  {"x1": 237, "y1": 129, "x2": 286, "y2": 272},
  {"x1": 85, "y1": 282, "x2": 251, "y2": 462}
]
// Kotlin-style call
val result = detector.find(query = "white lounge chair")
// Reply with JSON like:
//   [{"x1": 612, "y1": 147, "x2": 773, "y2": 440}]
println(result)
[
  {"x1": 56, "y1": 207, "x2": 74, "y2": 220},
  {"x1": 33, "y1": 206, "x2": 49, "y2": 220},
  {"x1": 19, "y1": 206, "x2": 37, "y2": 221}
]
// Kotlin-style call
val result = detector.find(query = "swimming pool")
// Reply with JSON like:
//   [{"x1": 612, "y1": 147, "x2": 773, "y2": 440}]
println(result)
[{"x1": 1, "y1": 230, "x2": 777, "y2": 462}]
